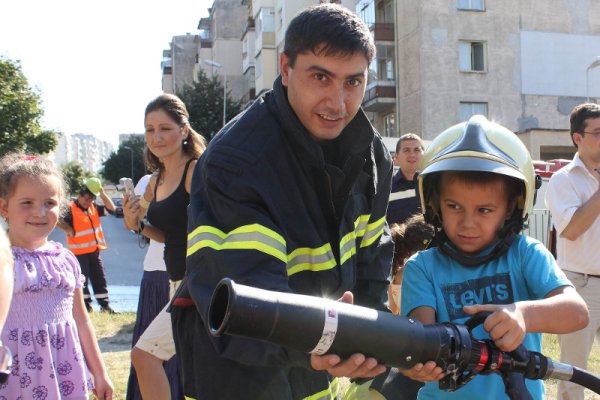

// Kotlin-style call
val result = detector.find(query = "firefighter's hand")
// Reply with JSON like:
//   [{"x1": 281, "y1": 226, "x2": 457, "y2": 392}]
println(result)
[
  {"x1": 309, "y1": 291, "x2": 386, "y2": 378},
  {"x1": 310, "y1": 352, "x2": 386, "y2": 378}
]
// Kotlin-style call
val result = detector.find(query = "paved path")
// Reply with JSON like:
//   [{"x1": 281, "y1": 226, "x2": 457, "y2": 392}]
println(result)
[{"x1": 50, "y1": 213, "x2": 146, "y2": 311}]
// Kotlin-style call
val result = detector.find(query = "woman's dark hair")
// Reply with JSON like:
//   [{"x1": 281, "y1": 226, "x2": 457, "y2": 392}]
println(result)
[
  {"x1": 144, "y1": 94, "x2": 206, "y2": 172},
  {"x1": 283, "y1": 3, "x2": 375, "y2": 68},
  {"x1": 390, "y1": 214, "x2": 435, "y2": 276}
]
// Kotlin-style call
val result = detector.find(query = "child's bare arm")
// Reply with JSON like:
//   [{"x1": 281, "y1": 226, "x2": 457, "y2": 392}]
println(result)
[
  {"x1": 72, "y1": 289, "x2": 114, "y2": 399},
  {"x1": 0, "y1": 229, "x2": 13, "y2": 330},
  {"x1": 464, "y1": 285, "x2": 589, "y2": 352},
  {"x1": 400, "y1": 306, "x2": 446, "y2": 382}
]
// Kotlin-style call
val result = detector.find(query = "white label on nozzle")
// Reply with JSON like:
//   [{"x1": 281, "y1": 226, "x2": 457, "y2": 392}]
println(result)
[{"x1": 310, "y1": 306, "x2": 339, "y2": 355}]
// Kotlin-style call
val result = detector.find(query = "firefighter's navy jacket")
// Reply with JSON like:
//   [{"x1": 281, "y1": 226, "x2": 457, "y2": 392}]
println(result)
[{"x1": 172, "y1": 76, "x2": 394, "y2": 400}]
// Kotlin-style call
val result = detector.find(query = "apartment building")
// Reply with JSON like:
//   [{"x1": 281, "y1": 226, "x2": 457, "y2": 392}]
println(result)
[
  {"x1": 196, "y1": 0, "x2": 249, "y2": 103},
  {"x1": 244, "y1": 0, "x2": 354, "y2": 97},
  {"x1": 356, "y1": 0, "x2": 396, "y2": 137},
  {"x1": 163, "y1": 0, "x2": 600, "y2": 159},
  {"x1": 162, "y1": 33, "x2": 200, "y2": 94},
  {"x1": 391, "y1": 0, "x2": 600, "y2": 159},
  {"x1": 118, "y1": 133, "x2": 144, "y2": 146},
  {"x1": 51, "y1": 133, "x2": 113, "y2": 173}
]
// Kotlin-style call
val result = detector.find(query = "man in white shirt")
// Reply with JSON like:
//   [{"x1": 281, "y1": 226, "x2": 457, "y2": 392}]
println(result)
[{"x1": 545, "y1": 102, "x2": 600, "y2": 400}]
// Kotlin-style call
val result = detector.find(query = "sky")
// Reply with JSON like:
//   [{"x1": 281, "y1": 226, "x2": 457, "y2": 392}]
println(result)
[{"x1": 0, "y1": 0, "x2": 213, "y2": 148}]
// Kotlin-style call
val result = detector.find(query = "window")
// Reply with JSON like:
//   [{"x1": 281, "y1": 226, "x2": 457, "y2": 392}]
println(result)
[
  {"x1": 372, "y1": 43, "x2": 395, "y2": 81},
  {"x1": 376, "y1": 0, "x2": 394, "y2": 24},
  {"x1": 457, "y1": 0, "x2": 485, "y2": 11},
  {"x1": 459, "y1": 40, "x2": 486, "y2": 72},
  {"x1": 375, "y1": 58, "x2": 394, "y2": 81},
  {"x1": 460, "y1": 102, "x2": 488, "y2": 121},
  {"x1": 257, "y1": 8, "x2": 275, "y2": 33},
  {"x1": 357, "y1": 0, "x2": 375, "y2": 26}
]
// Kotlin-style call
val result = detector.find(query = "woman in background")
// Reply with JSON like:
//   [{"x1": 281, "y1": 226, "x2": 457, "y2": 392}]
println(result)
[
  {"x1": 125, "y1": 174, "x2": 181, "y2": 400},
  {"x1": 123, "y1": 94, "x2": 205, "y2": 399}
]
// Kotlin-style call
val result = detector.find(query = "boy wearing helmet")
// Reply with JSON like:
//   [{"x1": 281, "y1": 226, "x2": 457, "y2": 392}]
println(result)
[
  {"x1": 57, "y1": 177, "x2": 116, "y2": 313},
  {"x1": 399, "y1": 116, "x2": 588, "y2": 399}
]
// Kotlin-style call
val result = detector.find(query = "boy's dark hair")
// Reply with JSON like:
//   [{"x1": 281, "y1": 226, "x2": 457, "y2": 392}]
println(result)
[
  {"x1": 283, "y1": 4, "x2": 375, "y2": 68},
  {"x1": 390, "y1": 214, "x2": 435, "y2": 276},
  {"x1": 570, "y1": 103, "x2": 600, "y2": 148}
]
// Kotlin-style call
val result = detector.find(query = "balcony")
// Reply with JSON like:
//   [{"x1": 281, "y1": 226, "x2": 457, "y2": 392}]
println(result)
[
  {"x1": 362, "y1": 81, "x2": 396, "y2": 112},
  {"x1": 370, "y1": 23, "x2": 394, "y2": 42}
]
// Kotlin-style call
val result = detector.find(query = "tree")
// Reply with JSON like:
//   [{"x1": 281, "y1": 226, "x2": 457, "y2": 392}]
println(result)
[
  {"x1": 177, "y1": 69, "x2": 244, "y2": 141},
  {"x1": 100, "y1": 136, "x2": 147, "y2": 185},
  {"x1": 0, "y1": 57, "x2": 58, "y2": 155},
  {"x1": 62, "y1": 161, "x2": 91, "y2": 196}
]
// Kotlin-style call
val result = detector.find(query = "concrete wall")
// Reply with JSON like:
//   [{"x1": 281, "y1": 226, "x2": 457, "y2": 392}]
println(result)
[
  {"x1": 517, "y1": 129, "x2": 575, "y2": 160},
  {"x1": 395, "y1": 0, "x2": 600, "y2": 159},
  {"x1": 171, "y1": 34, "x2": 199, "y2": 94},
  {"x1": 196, "y1": 0, "x2": 249, "y2": 103}
]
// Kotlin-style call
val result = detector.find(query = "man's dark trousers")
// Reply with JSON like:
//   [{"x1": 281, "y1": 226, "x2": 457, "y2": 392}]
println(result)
[{"x1": 76, "y1": 250, "x2": 110, "y2": 308}]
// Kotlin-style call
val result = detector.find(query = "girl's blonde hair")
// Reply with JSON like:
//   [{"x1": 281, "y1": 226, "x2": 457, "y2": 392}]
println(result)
[
  {"x1": 144, "y1": 94, "x2": 206, "y2": 172},
  {"x1": 0, "y1": 154, "x2": 68, "y2": 214}
]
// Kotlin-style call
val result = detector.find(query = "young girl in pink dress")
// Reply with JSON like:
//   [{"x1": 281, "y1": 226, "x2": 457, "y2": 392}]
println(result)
[{"x1": 0, "y1": 154, "x2": 113, "y2": 400}]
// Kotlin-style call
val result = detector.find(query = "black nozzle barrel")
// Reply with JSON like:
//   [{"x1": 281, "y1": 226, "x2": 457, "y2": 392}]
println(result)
[{"x1": 209, "y1": 278, "x2": 468, "y2": 370}]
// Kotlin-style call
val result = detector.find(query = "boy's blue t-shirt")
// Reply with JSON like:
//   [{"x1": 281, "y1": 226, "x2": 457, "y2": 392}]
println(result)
[{"x1": 400, "y1": 234, "x2": 571, "y2": 400}]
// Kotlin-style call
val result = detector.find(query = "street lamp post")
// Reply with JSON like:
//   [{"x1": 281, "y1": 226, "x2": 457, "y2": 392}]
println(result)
[
  {"x1": 204, "y1": 59, "x2": 227, "y2": 127},
  {"x1": 586, "y1": 56, "x2": 600, "y2": 102},
  {"x1": 123, "y1": 146, "x2": 134, "y2": 181}
]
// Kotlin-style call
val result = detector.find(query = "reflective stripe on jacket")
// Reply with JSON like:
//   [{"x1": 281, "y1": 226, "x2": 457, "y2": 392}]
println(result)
[{"x1": 66, "y1": 201, "x2": 107, "y2": 255}]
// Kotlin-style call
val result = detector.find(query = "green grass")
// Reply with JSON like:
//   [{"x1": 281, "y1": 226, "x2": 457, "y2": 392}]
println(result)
[
  {"x1": 542, "y1": 333, "x2": 600, "y2": 399},
  {"x1": 87, "y1": 312, "x2": 600, "y2": 399},
  {"x1": 89, "y1": 312, "x2": 136, "y2": 400}
]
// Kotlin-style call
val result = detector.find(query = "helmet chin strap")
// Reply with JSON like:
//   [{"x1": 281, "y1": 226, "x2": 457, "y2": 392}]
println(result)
[{"x1": 431, "y1": 215, "x2": 522, "y2": 267}]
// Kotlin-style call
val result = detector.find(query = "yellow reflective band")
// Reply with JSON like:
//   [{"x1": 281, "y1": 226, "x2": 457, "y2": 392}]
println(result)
[
  {"x1": 360, "y1": 216, "x2": 386, "y2": 248},
  {"x1": 287, "y1": 244, "x2": 337, "y2": 276},
  {"x1": 354, "y1": 214, "x2": 370, "y2": 237},
  {"x1": 339, "y1": 232, "x2": 357, "y2": 265},
  {"x1": 187, "y1": 224, "x2": 287, "y2": 263},
  {"x1": 339, "y1": 214, "x2": 370, "y2": 264},
  {"x1": 184, "y1": 396, "x2": 197, "y2": 400},
  {"x1": 302, "y1": 378, "x2": 339, "y2": 400}
]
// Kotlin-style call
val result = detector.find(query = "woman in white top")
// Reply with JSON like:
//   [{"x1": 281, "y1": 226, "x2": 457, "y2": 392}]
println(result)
[{"x1": 125, "y1": 174, "x2": 182, "y2": 400}]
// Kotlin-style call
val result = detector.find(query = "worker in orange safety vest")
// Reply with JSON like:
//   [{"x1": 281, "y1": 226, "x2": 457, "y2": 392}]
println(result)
[{"x1": 57, "y1": 177, "x2": 117, "y2": 314}]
